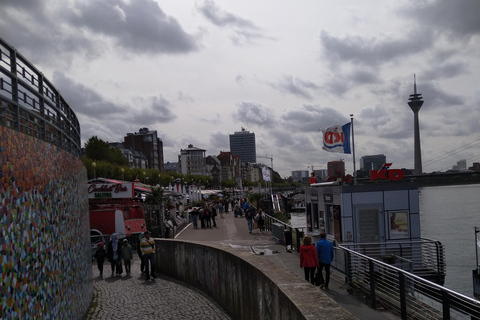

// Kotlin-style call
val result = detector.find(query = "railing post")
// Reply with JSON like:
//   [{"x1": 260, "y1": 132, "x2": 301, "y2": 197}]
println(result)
[
  {"x1": 399, "y1": 272, "x2": 407, "y2": 319},
  {"x1": 368, "y1": 260, "x2": 376, "y2": 309},
  {"x1": 441, "y1": 289, "x2": 450, "y2": 320}
]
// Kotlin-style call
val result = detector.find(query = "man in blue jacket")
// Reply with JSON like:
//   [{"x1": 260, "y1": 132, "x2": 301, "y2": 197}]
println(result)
[{"x1": 315, "y1": 232, "x2": 334, "y2": 290}]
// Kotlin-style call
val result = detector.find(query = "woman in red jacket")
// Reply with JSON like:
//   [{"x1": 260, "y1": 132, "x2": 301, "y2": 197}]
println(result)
[{"x1": 299, "y1": 235, "x2": 319, "y2": 285}]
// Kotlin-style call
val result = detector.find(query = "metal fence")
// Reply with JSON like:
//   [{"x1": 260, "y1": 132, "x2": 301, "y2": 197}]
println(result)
[
  {"x1": 263, "y1": 213, "x2": 305, "y2": 252},
  {"x1": 0, "y1": 37, "x2": 81, "y2": 157},
  {"x1": 340, "y1": 246, "x2": 480, "y2": 320},
  {"x1": 341, "y1": 238, "x2": 446, "y2": 285}
]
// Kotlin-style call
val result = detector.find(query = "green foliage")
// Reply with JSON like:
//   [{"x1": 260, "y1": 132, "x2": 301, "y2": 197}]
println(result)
[
  {"x1": 146, "y1": 187, "x2": 168, "y2": 205},
  {"x1": 84, "y1": 136, "x2": 128, "y2": 166},
  {"x1": 248, "y1": 193, "x2": 264, "y2": 208}
]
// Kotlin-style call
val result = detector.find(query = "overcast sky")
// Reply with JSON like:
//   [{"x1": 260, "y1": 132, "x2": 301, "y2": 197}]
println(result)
[{"x1": 1, "y1": 0, "x2": 479, "y2": 177}]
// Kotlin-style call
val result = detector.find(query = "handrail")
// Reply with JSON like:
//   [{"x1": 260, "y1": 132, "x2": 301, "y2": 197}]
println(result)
[
  {"x1": 339, "y1": 246, "x2": 480, "y2": 319},
  {"x1": 0, "y1": 37, "x2": 81, "y2": 157}
]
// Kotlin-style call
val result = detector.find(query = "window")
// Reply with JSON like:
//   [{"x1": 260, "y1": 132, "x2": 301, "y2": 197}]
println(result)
[{"x1": 389, "y1": 210, "x2": 409, "y2": 239}]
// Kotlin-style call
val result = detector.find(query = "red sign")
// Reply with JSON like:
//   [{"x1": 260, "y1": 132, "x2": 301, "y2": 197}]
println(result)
[{"x1": 370, "y1": 169, "x2": 404, "y2": 181}]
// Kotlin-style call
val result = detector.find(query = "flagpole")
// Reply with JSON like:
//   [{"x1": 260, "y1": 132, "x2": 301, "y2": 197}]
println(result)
[{"x1": 350, "y1": 114, "x2": 357, "y2": 185}]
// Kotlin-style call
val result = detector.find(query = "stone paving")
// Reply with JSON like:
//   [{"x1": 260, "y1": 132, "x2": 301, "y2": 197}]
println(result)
[{"x1": 85, "y1": 258, "x2": 232, "y2": 320}]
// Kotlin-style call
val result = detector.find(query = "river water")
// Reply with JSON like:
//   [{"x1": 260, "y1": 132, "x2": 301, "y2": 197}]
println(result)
[{"x1": 290, "y1": 184, "x2": 480, "y2": 298}]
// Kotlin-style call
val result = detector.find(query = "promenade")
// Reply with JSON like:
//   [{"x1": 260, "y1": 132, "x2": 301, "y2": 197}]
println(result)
[{"x1": 86, "y1": 211, "x2": 399, "y2": 320}]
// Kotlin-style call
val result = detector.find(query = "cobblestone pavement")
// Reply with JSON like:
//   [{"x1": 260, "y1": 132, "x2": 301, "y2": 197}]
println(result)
[{"x1": 85, "y1": 259, "x2": 232, "y2": 320}]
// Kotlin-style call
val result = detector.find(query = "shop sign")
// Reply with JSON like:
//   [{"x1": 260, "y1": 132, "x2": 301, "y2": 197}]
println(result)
[
  {"x1": 88, "y1": 183, "x2": 134, "y2": 199},
  {"x1": 370, "y1": 163, "x2": 404, "y2": 181}
]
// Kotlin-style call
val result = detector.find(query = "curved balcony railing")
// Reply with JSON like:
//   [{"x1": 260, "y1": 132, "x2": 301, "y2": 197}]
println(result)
[{"x1": 0, "y1": 37, "x2": 81, "y2": 157}]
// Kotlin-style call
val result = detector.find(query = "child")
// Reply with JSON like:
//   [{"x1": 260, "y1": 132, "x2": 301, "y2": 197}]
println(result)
[
  {"x1": 121, "y1": 238, "x2": 133, "y2": 276},
  {"x1": 94, "y1": 242, "x2": 107, "y2": 278}
]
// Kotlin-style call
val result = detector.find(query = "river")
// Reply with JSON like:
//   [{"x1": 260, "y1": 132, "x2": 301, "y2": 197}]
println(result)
[{"x1": 289, "y1": 184, "x2": 480, "y2": 298}]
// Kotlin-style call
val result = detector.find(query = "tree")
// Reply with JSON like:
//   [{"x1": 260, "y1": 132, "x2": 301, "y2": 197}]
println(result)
[{"x1": 84, "y1": 136, "x2": 128, "y2": 166}]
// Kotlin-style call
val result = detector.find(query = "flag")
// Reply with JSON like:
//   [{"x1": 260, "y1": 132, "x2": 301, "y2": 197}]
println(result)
[
  {"x1": 262, "y1": 166, "x2": 271, "y2": 182},
  {"x1": 321, "y1": 122, "x2": 351, "y2": 154}
]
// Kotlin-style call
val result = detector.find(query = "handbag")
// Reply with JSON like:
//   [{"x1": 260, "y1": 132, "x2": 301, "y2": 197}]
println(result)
[{"x1": 314, "y1": 268, "x2": 321, "y2": 286}]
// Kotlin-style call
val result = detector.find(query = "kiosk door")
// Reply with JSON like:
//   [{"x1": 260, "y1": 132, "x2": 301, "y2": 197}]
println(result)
[{"x1": 357, "y1": 207, "x2": 382, "y2": 243}]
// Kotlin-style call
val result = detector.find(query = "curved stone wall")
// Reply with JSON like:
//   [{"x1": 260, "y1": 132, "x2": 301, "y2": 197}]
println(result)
[
  {"x1": 0, "y1": 126, "x2": 91, "y2": 319},
  {"x1": 156, "y1": 239, "x2": 355, "y2": 320}
]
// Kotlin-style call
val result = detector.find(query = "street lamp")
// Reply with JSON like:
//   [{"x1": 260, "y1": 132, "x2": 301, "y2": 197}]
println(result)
[
  {"x1": 143, "y1": 171, "x2": 146, "y2": 184},
  {"x1": 121, "y1": 168, "x2": 125, "y2": 181},
  {"x1": 92, "y1": 162, "x2": 96, "y2": 180}
]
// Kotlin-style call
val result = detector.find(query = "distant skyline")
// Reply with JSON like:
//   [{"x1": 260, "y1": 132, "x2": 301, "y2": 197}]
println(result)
[{"x1": 1, "y1": 0, "x2": 479, "y2": 177}]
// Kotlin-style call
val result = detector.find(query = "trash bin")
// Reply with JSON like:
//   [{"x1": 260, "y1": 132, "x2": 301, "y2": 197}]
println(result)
[{"x1": 284, "y1": 230, "x2": 292, "y2": 247}]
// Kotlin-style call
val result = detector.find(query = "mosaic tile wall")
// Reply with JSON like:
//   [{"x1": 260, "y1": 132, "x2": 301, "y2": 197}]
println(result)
[{"x1": 0, "y1": 126, "x2": 92, "y2": 319}]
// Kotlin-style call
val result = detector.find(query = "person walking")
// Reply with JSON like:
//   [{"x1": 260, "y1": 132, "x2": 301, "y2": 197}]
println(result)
[
  {"x1": 140, "y1": 230, "x2": 156, "y2": 280},
  {"x1": 107, "y1": 233, "x2": 123, "y2": 277},
  {"x1": 199, "y1": 208, "x2": 206, "y2": 229},
  {"x1": 299, "y1": 235, "x2": 319, "y2": 285},
  {"x1": 94, "y1": 242, "x2": 107, "y2": 278},
  {"x1": 255, "y1": 209, "x2": 266, "y2": 232},
  {"x1": 210, "y1": 204, "x2": 217, "y2": 228},
  {"x1": 315, "y1": 232, "x2": 334, "y2": 290},
  {"x1": 190, "y1": 207, "x2": 199, "y2": 229},
  {"x1": 121, "y1": 239, "x2": 133, "y2": 276},
  {"x1": 137, "y1": 232, "x2": 145, "y2": 274},
  {"x1": 218, "y1": 202, "x2": 225, "y2": 219},
  {"x1": 244, "y1": 203, "x2": 255, "y2": 234}
]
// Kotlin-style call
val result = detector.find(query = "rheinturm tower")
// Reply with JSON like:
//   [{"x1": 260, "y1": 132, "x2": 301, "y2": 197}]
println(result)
[{"x1": 407, "y1": 75, "x2": 424, "y2": 175}]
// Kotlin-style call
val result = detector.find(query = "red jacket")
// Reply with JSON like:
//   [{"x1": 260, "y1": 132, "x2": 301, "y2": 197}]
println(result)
[{"x1": 300, "y1": 244, "x2": 319, "y2": 268}]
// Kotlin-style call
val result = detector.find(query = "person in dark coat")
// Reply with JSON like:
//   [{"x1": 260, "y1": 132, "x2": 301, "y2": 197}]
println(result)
[
  {"x1": 94, "y1": 242, "x2": 107, "y2": 278},
  {"x1": 107, "y1": 233, "x2": 123, "y2": 277}
]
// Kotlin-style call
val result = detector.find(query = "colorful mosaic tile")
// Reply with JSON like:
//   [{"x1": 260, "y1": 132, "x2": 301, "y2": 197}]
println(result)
[{"x1": 0, "y1": 126, "x2": 92, "y2": 319}]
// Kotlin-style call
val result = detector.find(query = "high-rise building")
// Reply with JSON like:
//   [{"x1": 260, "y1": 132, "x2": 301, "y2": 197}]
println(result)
[
  {"x1": 124, "y1": 128, "x2": 164, "y2": 171},
  {"x1": 360, "y1": 154, "x2": 387, "y2": 171},
  {"x1": 229, "y1": 128, "x2": 256, "y2": 164},
  {"x1": 178, "y1": 144, "x2": 207, "y2": 175},
  {"x1": 291, "y1": 170, "x2": 309, "y2": 182}
]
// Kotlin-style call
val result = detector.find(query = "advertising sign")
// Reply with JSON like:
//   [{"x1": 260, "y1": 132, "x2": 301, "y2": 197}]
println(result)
[{"x1": 88, "y1": 183, "x2": 134, "y2": 199}]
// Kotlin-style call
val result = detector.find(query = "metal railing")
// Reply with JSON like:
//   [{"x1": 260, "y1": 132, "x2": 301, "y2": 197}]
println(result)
[
  {"x1": 0, "y1": 37, "x2": 81, "y2": 157},
  {"x1": 263, "y1": 213, "x2": 305, "y2": 252},
  {"x1": 341, "y1": 238, "x2": 446, "y2": 285},
  {"x1": 339, "y1": 246, "x2": 480, "y2": 320}
]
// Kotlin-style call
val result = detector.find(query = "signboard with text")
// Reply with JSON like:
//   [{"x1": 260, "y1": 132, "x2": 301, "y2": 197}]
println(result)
[{"x1": 88, "y1": 183, "x2": 134, "y2": 199}]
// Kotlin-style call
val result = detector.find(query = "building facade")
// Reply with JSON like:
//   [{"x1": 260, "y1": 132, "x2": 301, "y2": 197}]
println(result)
[
  {"x1": 229, "y1": 128, "x2": 256, "y2": 164},
  {"x1": 123, "y1": 128, "x2": 164, "y2": 171},
  {"x1": 217, "y1": 151, "x2": 241, "y2": 181},
  {"x1": 179, "y1": 144, "x2": 207, "y2": 175},
  {"x1": 291, "y1": 170, "x2": 309, "y2": 182},
  {"x1": 360, "y1": 154, "x2": 387, "y2": 172},
  {"x1": 327, "y1": 160, "x2": 345, "y2": 178}
]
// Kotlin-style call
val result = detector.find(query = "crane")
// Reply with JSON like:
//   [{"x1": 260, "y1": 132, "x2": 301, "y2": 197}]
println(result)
[
  {"x1": 258, "y1": 155, "x2": 273, "y2": 170},
  {"x1": 307, "y1": 164, "x2": 323, "y2": 172}
]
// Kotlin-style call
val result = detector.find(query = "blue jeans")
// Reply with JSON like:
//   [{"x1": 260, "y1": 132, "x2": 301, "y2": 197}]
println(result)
[
  {"x1": 143, "y1": 253, "x2": 155, "y2": 277},
  {"x1": 247, "y1": 219, "x2": 253, "y2": 232},
  {"x1": 192, "y1": 215, "x2": 198, "y2": 228}
]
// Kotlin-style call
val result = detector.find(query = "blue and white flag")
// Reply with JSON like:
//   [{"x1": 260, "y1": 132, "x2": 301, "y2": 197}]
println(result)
[{"x1": 321, "y1": 123, "x2": 351, "y2": 154}]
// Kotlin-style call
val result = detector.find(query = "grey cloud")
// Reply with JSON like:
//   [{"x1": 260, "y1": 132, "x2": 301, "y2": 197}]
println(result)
[
  {"x1": 178, "y1": 91, "x2": 195, "y2": 103},
  {"x1": 281, "y1": 105, "x2": 349, "y2": 133},
  {"x1": 271, "y1": 75, "x2": 320, "y2": 100},
  {"x1": 351, "y1": 69, "x2": 381, "y2": 85},
  {"x1": 198, "y1": 0, "x2": 267, "y2": 45},
  {"x1": 399, "y1": 0, "x2": 480, "y2": 40},
  {"x1": 423, "y1": 61, "x2": 469, "y2": 80},
  {"x1": 68, "y1": 0, "x2": 199, "y2": 54},
  {"x1": 53, "y1": 72, "x2": 127, "y2": 117},
  {"x1": 320, "y1": 30, "x2": 434, "y2": 68},
  {"x1": 132, "y1": 96, "x2": 177, "y2": 125},
  {"x1": 199, "y1": 0, "x2": 257, "y2": 29},
  {"x1": 233, "y1": 101, "x2": 275, "y2": 127},
  {"x1": 209, "y1": 131, "x2": 229, "y2": 152}
]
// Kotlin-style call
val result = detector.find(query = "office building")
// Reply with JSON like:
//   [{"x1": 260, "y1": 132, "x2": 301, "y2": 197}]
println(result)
[
  {"x1": 229, "y1": 128, "x2": 256, "y2": 164},
  {"x1": 123, "y1": 128, "x2": 164, "y2": 171},
  {"x1": 360, "y1": 154, "x2": 387, "y2": 171},
  {"x1": 179, "y1": 144, "x2": 207, "y2": 175}
]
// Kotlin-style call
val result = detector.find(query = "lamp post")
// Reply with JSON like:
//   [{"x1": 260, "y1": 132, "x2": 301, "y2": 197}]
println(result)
[
  {"x1": 121, "y1": 168, "x2": 125, "y2": 181},
  {"x1": 92, "y1": 162, "x2": 96, "y2": 180},
  {"x1": 143, "y1": 171, "x2": 146, "y2": 184}
]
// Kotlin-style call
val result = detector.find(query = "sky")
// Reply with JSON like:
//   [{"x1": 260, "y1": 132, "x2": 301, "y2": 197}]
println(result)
[{"x1": 1, "y1": 0, "x2": 479, "y2": 177}]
